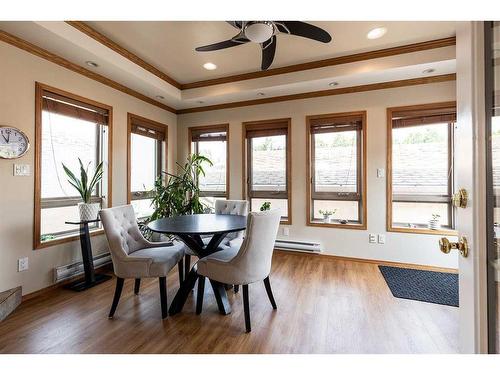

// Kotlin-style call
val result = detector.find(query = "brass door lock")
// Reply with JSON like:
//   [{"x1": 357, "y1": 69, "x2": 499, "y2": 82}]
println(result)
[
  {"x1": 439, "y1": 236, "x2": 469, "y2": 258},
  {"x1": 452, "y1": 188, "x2": 468, "y2": 208}
]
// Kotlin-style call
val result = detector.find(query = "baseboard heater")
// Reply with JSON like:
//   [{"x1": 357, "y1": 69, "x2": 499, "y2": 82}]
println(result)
[
  {"x1": 54, "y1": 252, "x2": 112, "y2": 283},
  {"x1": 274, "y1": 239, "x2": 322, "y2": 253}
]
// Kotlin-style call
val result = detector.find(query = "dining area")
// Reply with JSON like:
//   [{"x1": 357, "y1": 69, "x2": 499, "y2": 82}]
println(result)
[{"x1": 99, "y1": 200, "x2": 281, "y2": 333}]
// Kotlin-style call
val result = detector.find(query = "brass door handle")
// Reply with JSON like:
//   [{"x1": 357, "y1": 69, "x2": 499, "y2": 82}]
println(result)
[{"x1": 439, "y1": 236, "x2": 469, "y2": 258}]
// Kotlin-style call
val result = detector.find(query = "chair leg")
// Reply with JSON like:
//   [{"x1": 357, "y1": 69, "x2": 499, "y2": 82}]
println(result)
[
  {"x1": 184, "y1": 255, "x2": 191, "y2": 280},
  {"x1": 234, "y1": 285, "x2": 239, "y2": 293},
  {"x1": 242, "y1": 284, "x2": 251, "y2": 333},
  {"x1": 134, "y1": 278, "x2": 141, "y2": 295},
  {"x1": 196, "y1": 275, "x2": 205, "y2": 315},
  {"x1": 263, "y1": 276, "x2": 277, "y2": 309},
  {"x1": 108, "y1": 277, "x2": 124, "y2": 318},
  {"x1": 178, "y1": 257, "x2": 184, "y2": 285},
  {"x1": 159, "y1": 277, "x2": 168, "y2": 319}
]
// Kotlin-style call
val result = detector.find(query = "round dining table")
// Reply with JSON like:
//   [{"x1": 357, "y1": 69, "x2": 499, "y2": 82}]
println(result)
[{"x1": 148, "y1": 213, "x2": 247, "y2": 315}]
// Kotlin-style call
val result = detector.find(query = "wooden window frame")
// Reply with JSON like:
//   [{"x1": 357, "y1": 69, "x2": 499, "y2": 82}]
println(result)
[
  {"x1": 34, "y1": 82, "x2": 113, "y2": 250},
  {"x1": 127, "y1": 113, "x2": 168, "y2": 205},
  {"x1": 242, "y1": 118, "x2": 292, "y2": 225},
  {"x1": 386, "y1": 102, "x2": 458, "y2": 236},
  {"x1": 188, "y1": 123, "x2": 230, "y2": 199},
  {"x1": 306, "y1": 111, "x2": 367, "y2": 230}
]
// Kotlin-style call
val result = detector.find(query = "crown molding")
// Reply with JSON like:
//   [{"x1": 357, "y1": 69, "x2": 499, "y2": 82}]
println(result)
[
  {"x1": 180, "y1": 37, "x2": 456, "y2": 90},
  {"x1": 0, "y1": 29, "x2": 176, "y2": 113},
  {"x1": 177, "y1": 74, "x2": 456, "y2": 114},
  {"x1": 65, "y1": 21, "x2": 182, "y2": 89}
]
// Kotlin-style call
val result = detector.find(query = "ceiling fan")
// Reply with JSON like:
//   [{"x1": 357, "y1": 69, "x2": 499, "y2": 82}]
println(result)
[{"x1": 195, "y1": 21, "x2": 332, "y2": 70}]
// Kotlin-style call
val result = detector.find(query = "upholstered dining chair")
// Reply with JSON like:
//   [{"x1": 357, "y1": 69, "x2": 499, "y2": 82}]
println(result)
[
  {"x1": 183, "y1": 199, "x2": 248, "y2": 279},
  {"x1": 196, "y1": 209, "x2": 281, "y2": 332},
  {"x1": 100, "y1": 205, "x2": 185, "y2": 319}
]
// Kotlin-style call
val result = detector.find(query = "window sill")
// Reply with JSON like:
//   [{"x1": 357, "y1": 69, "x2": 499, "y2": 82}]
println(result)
[
  {"x1": 387, "y1": 226, "x2": 458, "y2": 236},
  {"x1": 35, "y1": 229, "x2": 105, "y2": 250},
  {"x1": 307, "y1": 220, "x2": 366, "y2": 230}
]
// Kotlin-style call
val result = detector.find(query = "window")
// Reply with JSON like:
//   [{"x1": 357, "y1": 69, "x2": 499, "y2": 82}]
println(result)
[
  {"x1": 189, "y1": 124, "x2": 229, "y2": 212},
  {"x1": 387, "y1": 102, "x2": 456, "y2": 234},
  {"x1": 34, "y1": 83, "x2": 112, "y2": 249},
  {"x1": 306, "y1": 112, "x2": 366, "y2": 229},
  {"x1": 127, "y1": 113, "x2": 167, "y2": 218},
  {"x1": 243, "y1": 118, "x2": 291, "y2": 223}
]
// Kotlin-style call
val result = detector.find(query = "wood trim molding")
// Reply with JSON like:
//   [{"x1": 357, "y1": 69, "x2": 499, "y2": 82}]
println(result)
[
  {"x1": 187, "y1": 123, "x2": 230, "y2": 199},
  {"x1": 305, "y1": 111, "x2": 367, "y2": 230},
  {"x1": 242, "y1": 118, "x2": 292, "y2": 225},
  {"x1": 65, "y1": 21, "x2": 182, "y2": 90},
  {"x1": 127, "y1": 113, "x2": 169, "y2": 204},
  {"x1": 386, "y1": 101, "x2": 458, "y2": 236},
  {"x1": 34, "y1": 82, "x2": 113, "y2": 250},
  {"x1": 273, "y1": 249, "x2": 458, "y2": 274},
  {"x1": 181, "y1": 37, "x2": 456, "y2": 90},
  {"x1": 178, "y1": 74, "x2": 457, "y2": 114},
  {"x1": 0, "y1": 29, "x2": 176, "y2": 114}
]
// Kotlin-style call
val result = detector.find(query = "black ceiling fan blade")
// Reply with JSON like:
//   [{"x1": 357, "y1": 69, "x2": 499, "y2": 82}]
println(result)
[
  {"x1": 261, "y1": 35, "x2": 277, "y2": 70},
  {"x1": 226, "y1": 21, "x2": 244, "y2": 29},
  {"x1": 277, "y1": 21, "x2": 332, "y2": 43},
  {"x1": 195, "y1": 36, "x2": 249, "y2": 52}
]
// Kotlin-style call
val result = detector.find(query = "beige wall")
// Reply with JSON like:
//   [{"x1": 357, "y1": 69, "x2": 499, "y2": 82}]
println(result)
[
  {"x1": 178, "y1": 80, "x2": 459, "y2": 269},
  {"x1": 0, "y1": 42, "x2": 176, "y2": 295}
]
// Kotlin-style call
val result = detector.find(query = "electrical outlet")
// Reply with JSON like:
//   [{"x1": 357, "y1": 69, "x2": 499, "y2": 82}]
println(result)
[
  {"x1": 13, "y1": 164, "x2": 31, "y2": 176},
  {"x1": 378, "y1": 234, "x2": 386, "y2": 244},
  {"x1": 18, "y1": 257, "x2": 29, "y2": 272},
  {"x1": 377, "y1": 168, "x2": 385, "y2": 178},
  {"x1": 283, "y1": 227, "x2": 289, "y2": 236},
  {"x1": 369, "y1": 234, "x2": 377, "y2": 243}
]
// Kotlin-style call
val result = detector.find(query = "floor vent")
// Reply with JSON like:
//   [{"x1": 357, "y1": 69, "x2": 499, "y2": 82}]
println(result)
[
  {"x1": 274, "y1": 239, "x2": 322, "y2": 253},
  {"x1": 54, "y1": 253, "x2": 112, "y2": 283}
]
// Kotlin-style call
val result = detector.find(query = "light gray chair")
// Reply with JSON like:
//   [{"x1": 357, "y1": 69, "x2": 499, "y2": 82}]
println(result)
[
  {"x1": 99, "y1": 205, "x2": 185, "y2": 319},
  {"x1": 184, "y1": 199, "x2": 248, "y2": 278},
  {"x1": 196, "y1": 209, "x2": 281, "y2": 332}
]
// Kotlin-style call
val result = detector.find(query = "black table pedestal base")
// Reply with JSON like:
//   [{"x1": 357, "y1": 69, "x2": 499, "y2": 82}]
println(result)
[{"x1": 65, "y1": 273, "x2": 112, "y2": 292}]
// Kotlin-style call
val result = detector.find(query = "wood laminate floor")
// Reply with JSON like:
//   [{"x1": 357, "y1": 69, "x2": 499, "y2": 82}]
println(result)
[{"x1": 0, "y1": 251, "x2": 459, "y2": 354}]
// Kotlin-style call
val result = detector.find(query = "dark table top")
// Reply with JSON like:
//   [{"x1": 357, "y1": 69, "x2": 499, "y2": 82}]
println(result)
[
  {"x1": 65, "y1": 219, "x2": 100, "y2": 225},
  {"x1": 147, "y1": 214, "x2": 247, "y2": 235}
]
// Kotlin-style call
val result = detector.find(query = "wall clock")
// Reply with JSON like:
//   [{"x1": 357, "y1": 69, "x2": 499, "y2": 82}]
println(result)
[{"x1": 0, "y1": 126, "x2": 30, "y2": 159}]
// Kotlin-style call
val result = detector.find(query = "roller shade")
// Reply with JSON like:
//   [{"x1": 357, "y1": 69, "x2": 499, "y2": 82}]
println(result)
[
  {"x1": 245, "y1": 119, "x2": 289, "y2": 139},
  {"x1": 191, "y1": 126, "x2": 227, "y2": 142},
  {"x1": 310, "y1": 115, "x2": 362, "y2": 134},
  {"x1": 42, "y1": 91, "x2": 109, "y2": 125},
  {"x1": 392, "y1": 106, "x2": 456, "y2": 128},
  {"x1": 131, "y1": 117, "x2": 166, "y2": 141}
]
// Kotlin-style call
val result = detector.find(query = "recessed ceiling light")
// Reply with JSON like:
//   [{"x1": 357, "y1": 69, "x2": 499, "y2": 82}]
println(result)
[
  {"x1": 203, "y1": 62, "x2": 217, "y2": 70},
  {"x1": 329, "y1": 82, "x2": 339, "y2": 87},
  {"x1": 422, "y1": 68, "x2": 436, "y2": 74},
  {"x1": 366, "y1": 27, "x2": 387, "y2": 40},
  {"x1": 197, "y1": 100, "x2": 205, "y2": 104},
  {"x1": 257, "y1": 92, "x2": 265, "y2": 96},
  {"x1": 155, "y1": 95, "x2": 165, "y2": 100},
  {"x1": 85, "y1": 60, "x2": 99, "y2": 68}
]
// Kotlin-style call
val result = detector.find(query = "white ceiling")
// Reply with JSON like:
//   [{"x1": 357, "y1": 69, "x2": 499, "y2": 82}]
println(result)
[
  {"x1": 85, "y1": 21, "x2": 456, "y2": 83},
  {"x1": 0, "y1": 21, "x2": 457, "y2": 111}
]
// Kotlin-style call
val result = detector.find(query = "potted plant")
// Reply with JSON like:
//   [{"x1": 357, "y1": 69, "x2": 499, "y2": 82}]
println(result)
[
  {"x1": 260, "y1": 201, "x2": 271, "y2": 211},
  {"x1": 319, "y1": 209, "x2": 336, "y2": 223},
  {"x1": 62, "y1": 158, "x2": 103, "y2": 221},
  {"x1": 428, "y1": 213, "x2": 441, "y2": 230}
]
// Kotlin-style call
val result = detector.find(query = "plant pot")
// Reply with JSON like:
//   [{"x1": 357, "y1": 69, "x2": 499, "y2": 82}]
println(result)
[
  {"x1": 428, "y1": 219, "x2": 441, "y2": 230},
  {"x1": 78, "y1": 202, "x2": 100, "y2": 222},
  {"x1": 323, "y1": 215, "x2": 332, "y2": 224}
]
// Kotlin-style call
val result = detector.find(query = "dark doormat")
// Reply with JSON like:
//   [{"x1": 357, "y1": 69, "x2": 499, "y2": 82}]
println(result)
[{"x1": 378, "y1": 266, "x2": 459, "y2": 307}]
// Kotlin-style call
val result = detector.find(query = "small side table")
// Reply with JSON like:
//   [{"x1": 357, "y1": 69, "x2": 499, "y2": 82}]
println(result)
[{"x1": 65, "y1": 219, "x2": 112, "y2": 291}]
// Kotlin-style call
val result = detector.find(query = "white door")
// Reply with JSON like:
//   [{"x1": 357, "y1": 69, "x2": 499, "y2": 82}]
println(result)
[{"x1": 453, "y1": 21, "x2": 489, "y2": 353}]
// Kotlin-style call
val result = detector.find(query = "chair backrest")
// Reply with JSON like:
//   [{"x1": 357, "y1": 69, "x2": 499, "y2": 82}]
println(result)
[
  {"x1": 99, "y1": 205, "x2": 148, "y2": 260},
  {"x1": 229, "y1": 209, "x2": 281, "y2": 284},
  {"x1": 215, "y1": 200, "x2": 248, "y2": 240}
]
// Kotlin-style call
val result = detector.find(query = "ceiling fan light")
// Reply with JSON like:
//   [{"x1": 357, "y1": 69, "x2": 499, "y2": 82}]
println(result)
[{"x1": 244, "y1": 22, "x2": 274, "y2": 43}]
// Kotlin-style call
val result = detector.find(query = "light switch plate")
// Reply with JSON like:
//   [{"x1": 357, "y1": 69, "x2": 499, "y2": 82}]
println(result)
[
  {"x1": 13, "y1": 164, "x2": 31, "y2": 176},
  {"x1": 18, "y1": 257, "x2": 29, "y2": 272},
  {"x1": 369, "y1": 234, "x2": 377, "y2": 243},
  {"x1": 378, "y1": 234, "x2": 386, "y2": 244},
  {"x1": 283, "y1": 227, "x2": 289, "y2": 236},
  {"x1": 377, "y1": 168, "x2": 385, "y2": 178}
]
